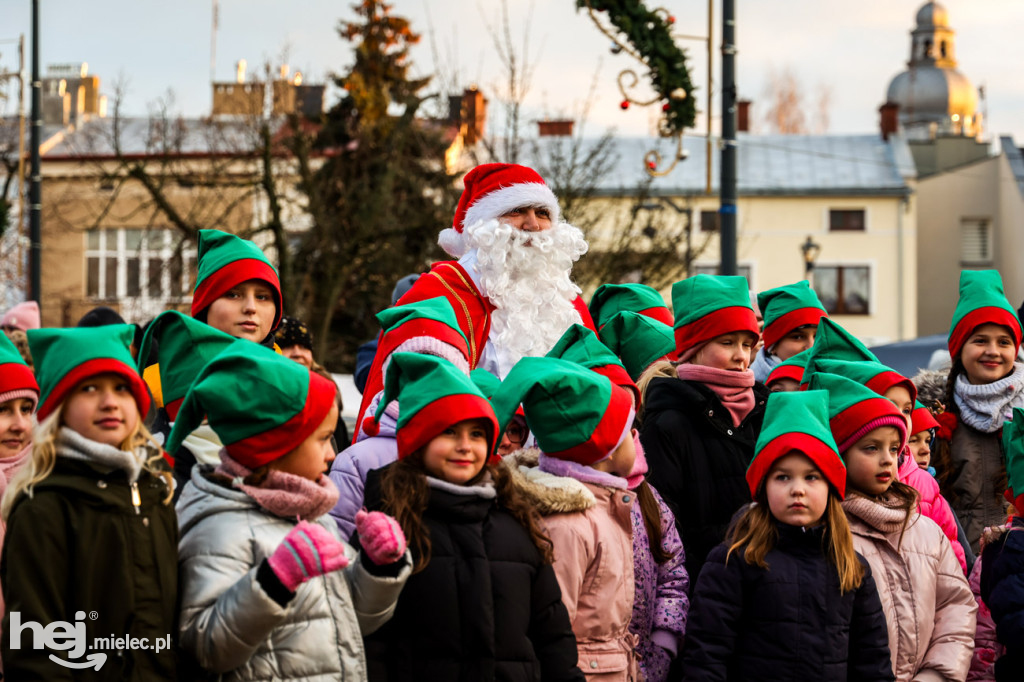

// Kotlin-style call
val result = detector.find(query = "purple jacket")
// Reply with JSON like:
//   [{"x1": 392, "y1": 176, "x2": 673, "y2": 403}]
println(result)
[
  {"x1": 328, "y1": 395, "x2": 399, "y2": 540},
  {"x1": 629, "y1": 484, "x2": 689, "y2": 682}
]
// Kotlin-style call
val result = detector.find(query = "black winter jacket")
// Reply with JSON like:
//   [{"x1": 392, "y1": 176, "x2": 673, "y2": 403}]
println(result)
[
  {"x1": 681, "y1": 523, "x2": 895, "y2": 682},
  {"x1": 640, "y1": 377, "x2": 768, "y2": 582},
  {"x1": 362, "y1": 466, "x2": 584, "y2": 682},
  {"x1": 981, "y1": 517, "x2": 1024, "y2": 682}
]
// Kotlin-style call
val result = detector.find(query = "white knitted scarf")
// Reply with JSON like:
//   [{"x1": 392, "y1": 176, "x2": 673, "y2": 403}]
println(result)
[{"x1": 954, "y1": 361, "x2": 1024, "y2": 433}]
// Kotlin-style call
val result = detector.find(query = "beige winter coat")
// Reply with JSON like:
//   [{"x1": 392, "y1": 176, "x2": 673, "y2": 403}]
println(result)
[
  {"x1": 505, "y1": 449, "x2": 640, "y2": 681},
  {"x1": 843, "y1": 493, "x2": 977, "y2": 682}
]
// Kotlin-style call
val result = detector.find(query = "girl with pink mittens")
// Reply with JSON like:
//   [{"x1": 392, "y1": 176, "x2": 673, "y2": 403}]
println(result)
[
  {"x1": 361, "y1": 353, "x2": 584, "y2": 682},
  {"x1": 172, "y1": 344, "x2": 411, "y2": 682}
]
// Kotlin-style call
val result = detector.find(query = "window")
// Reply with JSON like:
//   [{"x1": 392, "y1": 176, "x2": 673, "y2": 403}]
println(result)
[
  {"x1": 960, "y1": 218, "x2": 992, "y2": 265},
  {"x1": 85, "y1": 229, "x2": 196, "y2": 304},
  {"x1": 691, "y1": 264, "x2": 753, "y2": 283},
  {"x1": 829, "y1": 209, "x2": 865, "y2": 232},
  {"x1": 700, "y1": 210, "x2": 720, "y2": 232},
  {"x1": 813, "y1": 265, "x2": 870, "y2": 315}
]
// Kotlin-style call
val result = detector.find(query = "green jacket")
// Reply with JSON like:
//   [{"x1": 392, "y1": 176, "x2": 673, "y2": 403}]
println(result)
[{"x1": 1, "y1": 453, "x2": 178, "y2": 681}]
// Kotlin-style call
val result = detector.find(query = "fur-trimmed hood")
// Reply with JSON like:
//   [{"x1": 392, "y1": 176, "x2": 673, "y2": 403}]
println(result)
[
  {"x1": 500, "y1": 448, "x2": 596, "y2": 515},
  {"x1": 913, "y1": 368, "x2": 949, "y2": 408}
]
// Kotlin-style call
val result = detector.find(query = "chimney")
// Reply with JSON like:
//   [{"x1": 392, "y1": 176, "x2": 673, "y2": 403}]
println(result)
[
  {"x1": 461, "y1": 87, "x2": 487, "y2": 146},
  {"x1": 879, "y1": 102, "x2": 900, "y2": 140},
  {"x1": 236, "y1": 59, "x2": 247, "y2": 84},
  {"x1": 737, "y1": 99, "x2": 751, "y2": 133},
  {"x1": 537, "y1": 119, "x2": 574, "y2": 137}
]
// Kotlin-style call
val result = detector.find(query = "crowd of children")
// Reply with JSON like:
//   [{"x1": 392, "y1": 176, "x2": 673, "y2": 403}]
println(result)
[{"x1": 1, "y1": 167, "x2": 1024, "y2": 680}]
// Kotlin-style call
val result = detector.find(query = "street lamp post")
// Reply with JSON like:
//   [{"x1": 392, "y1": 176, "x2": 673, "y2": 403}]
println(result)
[{"x1": 800, "y1": 235, "x2": 821, "y2": 282}]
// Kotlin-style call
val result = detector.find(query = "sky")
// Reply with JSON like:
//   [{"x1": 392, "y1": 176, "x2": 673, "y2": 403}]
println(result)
[{"x1": 2, "y1": 0, "x2": 1022, "y2": 143}]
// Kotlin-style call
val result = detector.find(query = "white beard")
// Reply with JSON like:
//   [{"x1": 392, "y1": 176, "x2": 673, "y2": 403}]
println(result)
[{"x1": 462, "y1": 219, "x2": 589, "y2": 376}]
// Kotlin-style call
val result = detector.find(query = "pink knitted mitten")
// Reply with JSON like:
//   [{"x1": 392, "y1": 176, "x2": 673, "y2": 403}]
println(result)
[
  {"x1": 355, "y1": 510, "x2": 407, "y2": 565},
  {"x1": 267, "y1": 521, "x2": 350, "y2": 592}
]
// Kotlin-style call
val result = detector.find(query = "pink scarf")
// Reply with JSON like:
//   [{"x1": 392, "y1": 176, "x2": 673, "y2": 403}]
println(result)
[
  {"x1": 215, "y1": 451, "x2": 340, "y2": 521},
  {"x1": 626, "y1": 433, "x2": 647, "y2": 491},
  {"x1": 676, "y1": 364, "x2": 756, "y2": 427}
]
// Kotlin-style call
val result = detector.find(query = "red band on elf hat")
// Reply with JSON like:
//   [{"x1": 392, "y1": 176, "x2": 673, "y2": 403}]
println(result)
[
  {"x1": 948, "y1": 306, "x2": 1023, "y2": 359},
  {"x1": 37, "y1": 357, "x2": 151, "y2": 422},
  {"x1": 637, "y1": 305, "x2": 674, "y2": 329},
  {"x1": 593, "y1": 364, "x2": 641, "y2": 406},
  {"x1": 0, "y1": 362, "x2": 39, "y2": 407},
  {"x1": 761, "y1": 307, "x2": 827, "y2": 352},
  {"x1": 674, "y1": 306, "x2": 760, "y2": 359},
  {"x1": 911, "y1": 405, "x2": 940, "y2": 434},
  {"x1": 378, "y1": 318, "x2": 470, "y2": 369},
  {"x1": 864, "y1": 370, "x2": 918, "y2": 404},
  {"x1": 544, "y1": 383, "x2": 634, "y2": 466},
  {"x1": 396, "y1": 392, "x2": 499, "y2": 460},
  {"x1": 746, "y1": 431, "x2": 846, "y2": 499},
  {"x1": 831, "y1": 397, "x2": 907, "y2": 452},
  {"x1": 191, "y1": 257, "x2": 283, "y2": 331},
  {"x1": 766, "y1": 363, "x2": 804, "y2": 387},
  {"x1": 224, "y1": 371, "x2": 337, "y2": 470}
]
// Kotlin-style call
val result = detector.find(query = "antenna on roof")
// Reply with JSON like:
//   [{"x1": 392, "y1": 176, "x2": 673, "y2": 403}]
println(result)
[{"x1": 210, "y1": 0, "x2": 219, "y2": 84}]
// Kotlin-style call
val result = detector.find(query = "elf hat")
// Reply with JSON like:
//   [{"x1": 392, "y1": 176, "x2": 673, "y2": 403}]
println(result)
[
  {"x1": 439, "y1": 163, "x2": 561, "y2": 258},
  {"x1": 377, "y1": 352, "x2": 499, "y2": 459},
  {"x1": 948, "y1": 270, "x2": 1023, "y2": 359},
  {"x1": 805, "y1": 371, "x2": 907, "y2": 453},
  {"x1": 136, "y1": 311, "x2": 238, "y2": 421},
  {"x1": 766, "y1": 350, "x2": 810, "y2": 388},
  {"x1": 546, "y1": 324, "x2": 640, "y2": 404},
  {"x1": 28, "y1": 324, "x2": 150, "y2": 422},
  {"x1": 166, "y1": 341, "x2": 337, "y2": 469},
  {"x1": 1002, "y1": 407, "x2": 1024, "y2": 515},
  {"x1": 191, "y1": 229, "x2": 283, "y2": 331},
  {"x1": 492, "y1": 356, "x2": 634, "y2": 466},
  {"x1": 470, "y1": 368, "x2": 501, "y2": 400},
  {"x1": 911, "y1": 400, "x2": 940, "y2": 435},
  {"x1": 589, "y1": 283, "x2": 673, "y2": 330},
  {"x1": 0, "y1": 331, "x2": 39, "y2": 409},
  {"x1": 747, "y1": 390, "x2": 846, "y2": 498},
  {"x1": 803, "y1": 357, "x2": 918, "y2": 405},
  {"x1": 671, "y1": 274, "x2": 760, "y2": 360},
  {"x1": 801, "y1": 317, "x2": 878, "y2": 369},
  {"x1": 757, "y1": 280, "x2": 828, "y2": 352},
  {"x1": 598, "y1": 311, "x2": 676, "y2": 381},
  {"x1": 375, "y1": 297, "x2": 471, "y2": 377}
]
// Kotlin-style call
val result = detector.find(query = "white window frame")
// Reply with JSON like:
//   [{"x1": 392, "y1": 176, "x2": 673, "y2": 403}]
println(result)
[{"x1": 84, "y1": 228, "x2": 196, "y2": 305}]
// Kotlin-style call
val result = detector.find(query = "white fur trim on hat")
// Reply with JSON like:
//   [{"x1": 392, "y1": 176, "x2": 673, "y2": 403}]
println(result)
[
  {"x1": 438, "y1": 227, "x2": 468, "y2": 258},
  {"x1": 463, "y1": 182, "x2": 560, "y2": 231}
]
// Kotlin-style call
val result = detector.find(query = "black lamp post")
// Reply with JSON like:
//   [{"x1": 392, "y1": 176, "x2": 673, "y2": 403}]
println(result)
[{"x1": 800, "y1": 235, "x2": 821, "y2": 280}]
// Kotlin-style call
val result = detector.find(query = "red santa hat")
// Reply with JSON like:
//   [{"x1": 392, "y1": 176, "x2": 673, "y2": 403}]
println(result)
[{"x1": 438, "y1": 163, "x2": 561, "y2": 258}]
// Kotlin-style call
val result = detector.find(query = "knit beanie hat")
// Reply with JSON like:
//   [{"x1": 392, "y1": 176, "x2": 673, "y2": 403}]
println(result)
[
  {"x1": 191, "y1": 229, "x2": 282, "y2": 330},
  {"x1": 492, "y1": 356, "x2": 634, "y2": 466},
  {"x1": 747, "y1": 389, "x2": 846, "y2": 498},
  {"x1": 1003, "y1": 407, "x2": 1024, "y2": 515},
  {"x1": 671, "y1": 274, "x2": 760, "y2": 361},
  {"x1": 805, "y1": 371, "x2": 907, "y2": 453},
  {"x1": 438, "y1": 163, "x2": 561, "y2": 258},
  {"x1": 948, "y1": 269, "x2": 1022, "y2": 359},
  {"x1": 589, "y1": 283, "x2": 673, "y2": 330},
  {"x1": 1, "y1": 301, "x2": 40, "y2": 332},
  {"x1": 377, "y1": 352, "x2": 499, "y2": 459},
  {"x1": 77, "y1": 306, "x2": 126, "y2": 327},
  {"x1": 28, "y1": 324, "x2": 150, "y2": 422},
  {"x1": 756, "y1": 280, "x2": 828, "y2": 352},
  {"x1": 391, "y1": 274, "x2": 421, "y2": 306},
  {"x1": 804, "y1": 357, "x2": 918, "y2": 405},
  {"x1": 911, "y1": 400, "x2": 939, "y2": 435},
  {"x1": 136, "y1": 311, "x2": 238, "y2": 421},
  {"x1": 765, "y1": 349, "x2": 810, "y2": 388},
  {"x1": 545, "y1": 324, "x2": 640, "y2": 404},
  {"x1": 166, "y1": 341, "x2": 337, "y2": 469},
  {"x1": 598, "y1": 311, "x2": 676, "y2": 381},
  {"x1": 0, "y1": 331, "x2": 39, "y2": 409},
  {"x1": 275, "y1": 316, "x2": 313, "y2": 351}
]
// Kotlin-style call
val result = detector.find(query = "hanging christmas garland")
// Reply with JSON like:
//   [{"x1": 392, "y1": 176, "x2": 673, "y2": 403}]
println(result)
[{"x1": 577, "y1": 0, "x2": 697, "y2": 135}]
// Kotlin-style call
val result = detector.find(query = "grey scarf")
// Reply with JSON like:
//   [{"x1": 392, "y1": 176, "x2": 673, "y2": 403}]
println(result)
[
  {"x1": 56, "y1": 427, "x2": 147, "y2": 482},
  {"x1": 954, "y1": 361, "x2": 1024, "y2": 433}
]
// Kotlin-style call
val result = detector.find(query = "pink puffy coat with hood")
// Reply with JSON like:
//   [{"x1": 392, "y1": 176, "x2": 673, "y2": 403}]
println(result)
[{"x1": 898, "y1": 452, "x2": 968, "y2": 573}]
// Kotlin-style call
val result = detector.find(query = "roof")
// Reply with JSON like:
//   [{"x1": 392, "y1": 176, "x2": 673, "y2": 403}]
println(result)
[
  {"x1": 1001, "y1": 135, "x2": 1024, "y2": 198},
  {"x1": 536, "y1": 133, "x2": 916, "y2": 197},
  {"x1": 40, "y1": 116, "x2": 259, "y2": 160}
]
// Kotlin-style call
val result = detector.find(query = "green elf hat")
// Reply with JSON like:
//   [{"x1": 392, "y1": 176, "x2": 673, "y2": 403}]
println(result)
[
  {"x1": 136, "y1": 311, "x2": 238, "y2": 421},
  {"x1": 470, "y1": 368, "x2": 501, "y2": 400},
  {"x1": 377, "y1": 352, "x2": 498, "y2": 459},
  {"x1": 804, "y1": 357, "x2": 918, "y2": 405},
  {"x1": 756, "y1": 280, "x2": 828, "y2": 352},
  {"x1": 0, "y1": 332, "x2": 39, "y2": 409},
  {"x1": 802, "y1": 318, "x2": 878, "y2": 367},
  {"x1": 375, "y1": 297, "x2": 471, "y2": 373},
  {"x1": 191, "y1": 229, "x2": 282, "y2": 330},
  {"x1": 911, "y1": 400, "x2": 939, "y2": 435},
  {"x1": 546, "y1": 324, "x2": 640, "y2": 404},
  {"x1": 1002, "y1": 407, "x2": 1024, "y2": 515},
  {"x1": 948, "y1": 270, "x2": 1023, "y2": 359},
  {"x1": 589, "y1": 283, "x2": 673, "y2": 330},
  {"x1": 28, "y1": 324, "x2": 150, "y2": 422},
  {"x1": 671, "y1": 274, "x2": 760, "y2": 360},
  {"x1": 765, "y1": 349, "x2": 810, "y2": 388},
  {"x1": 747, "y1": 390, "x2": 846, "y2": 498},
  {"x1": 805, "y1": 371, "x2": 907, "y2": 453},
  {"x1": 492, "y1": 356, "x2": 634, "y2": 466},
  {"x1": 166, "y1": 341, "x2": 337, "y2": 469},
  {"x1": 598, "y1": 311, "x2": 676, "y2": 381}
]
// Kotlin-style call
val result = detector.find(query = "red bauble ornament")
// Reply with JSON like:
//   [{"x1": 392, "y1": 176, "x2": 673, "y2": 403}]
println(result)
[
  {"x1": 620, "y1": 100, "x2": 630, "y2": 110},
  {"x1": 647, "y1": 161, "x2": 656, "y2": 170},
  {"x1": 668, "y1": 15, "x2": 676, "y2": 24},
  {"x1": 662, "y1": 102, "x2": 670, "y2": 112}
]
